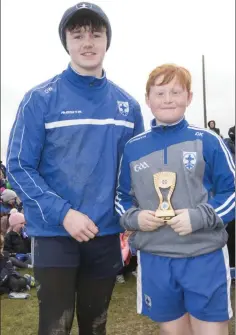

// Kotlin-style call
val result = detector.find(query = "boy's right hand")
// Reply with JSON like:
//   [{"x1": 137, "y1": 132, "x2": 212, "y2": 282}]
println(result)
[
  {"x1": 138, "y1": 210, "x2": 165, "y2": 231},
  {"x1": 63, "y1": 209, "x2": 99, "y2": 242}
]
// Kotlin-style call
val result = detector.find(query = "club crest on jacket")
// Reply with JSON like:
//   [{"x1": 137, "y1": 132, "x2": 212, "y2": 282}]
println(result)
[
  {"x1": 183, "y1": 152, "x2": 197, "y2": 170},
  {"x1": 117, "y1": 101, "x2": 129, "y2": 116}
]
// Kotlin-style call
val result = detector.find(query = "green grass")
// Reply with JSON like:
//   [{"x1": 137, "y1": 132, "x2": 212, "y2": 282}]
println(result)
[{"x1": 1, "y1": 271, "x2": 235, "y2": 335}]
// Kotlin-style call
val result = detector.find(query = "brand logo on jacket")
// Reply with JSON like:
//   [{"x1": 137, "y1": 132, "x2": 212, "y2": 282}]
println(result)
[
  {"x1": 134, "y1": 162, "x2": 149, "y2": 172},
  {"x1": 117, "y1": 101, "x2": 129, "y2": 116},
  {"x1": 195, "y1": 132, "x2": 203, "y2": 137},
  {"x1": 183, "y1": 152, "x2": 197, "y2": 170},
  {"x1": 61, "y1": 110, "x2": 82, "y2": 115}
]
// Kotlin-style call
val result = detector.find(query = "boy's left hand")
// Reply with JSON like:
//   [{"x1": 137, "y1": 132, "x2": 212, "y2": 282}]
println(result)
[{"x1": 166, "y1": 209, "x2": 192, "y2": 236}]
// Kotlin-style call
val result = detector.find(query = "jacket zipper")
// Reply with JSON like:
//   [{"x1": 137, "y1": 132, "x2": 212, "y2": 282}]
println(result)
[{"x1": 163, "y1": 127, "x2": 168, "y2": 165}]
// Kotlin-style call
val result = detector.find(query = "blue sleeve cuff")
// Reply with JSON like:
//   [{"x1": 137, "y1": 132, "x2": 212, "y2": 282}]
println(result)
[{"x1": 59, "y1": 203, "x2": 72, "y2": 226}]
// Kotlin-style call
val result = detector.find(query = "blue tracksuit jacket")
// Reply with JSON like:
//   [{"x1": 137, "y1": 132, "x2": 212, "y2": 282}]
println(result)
[
  {"x1": 116, "y1": 119, "x2": 235, "y2": 257},
  {"x1": 7, "y1": 65, "x2": 144, "y2": 237}
]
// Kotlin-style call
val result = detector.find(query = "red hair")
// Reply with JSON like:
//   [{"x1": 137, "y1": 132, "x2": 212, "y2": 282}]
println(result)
[{"x1": 146, "y1": 64, "x2": 192, "y2": 95}]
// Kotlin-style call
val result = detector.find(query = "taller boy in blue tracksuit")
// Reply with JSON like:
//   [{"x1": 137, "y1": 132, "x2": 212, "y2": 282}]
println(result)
[
  {"x1": 6, "y1": 2, "x2": 144, "y2": 334},
  {"x1": 116, "y1": 64, "x2": 235, "y2": 335}
]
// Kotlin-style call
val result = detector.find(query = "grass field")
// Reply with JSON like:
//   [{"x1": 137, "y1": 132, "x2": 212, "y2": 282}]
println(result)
[{"x1": 1, "y1": 272, "x2": 235, "y2": 335}]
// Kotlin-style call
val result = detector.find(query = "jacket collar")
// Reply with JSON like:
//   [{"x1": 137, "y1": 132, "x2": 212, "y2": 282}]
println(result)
[
  {"x1": 151, "y1": 117, "x2": 188, "y2": 133},
  {"x1": 63, "y1": 64, "x2": 108, "y2": 89}
]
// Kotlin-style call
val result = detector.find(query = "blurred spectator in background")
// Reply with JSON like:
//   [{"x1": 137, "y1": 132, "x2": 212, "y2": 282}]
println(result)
[
  {"x1": 208, "y1": 120, "x2": 221, "y2": 136},
  {"x1": 4, "y1": 212, "x2": 32, "y2": 269},
  {"x1": 0, "y1": 169, "x2": 7, "y2": 191},
  {"x1": 0, "y1": 161, "x2": 6, "y2": 179},
  {"x1": 4, "y1": 212, "x2": 31, "y2": 254},
  {"x1": 0, "y1": 189, "x2": 23, "y2": 212},
  {"x1": 224, "y1": 125, "x2": 235, "y2": 274},
  {"x1": 0, "y1": 213, "x2": 9, "y2": 237},
  {"x1": 224, "y1": 125, "x2": 235, "y2": 161},
  {"x1": 0, "y1": 233, "x2": 34, "y2": 294}
]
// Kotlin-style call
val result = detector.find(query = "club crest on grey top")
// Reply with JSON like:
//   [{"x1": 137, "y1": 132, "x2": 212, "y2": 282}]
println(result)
[{"x1": 183, "y1": 152, "x2": 197, "y2": 170}]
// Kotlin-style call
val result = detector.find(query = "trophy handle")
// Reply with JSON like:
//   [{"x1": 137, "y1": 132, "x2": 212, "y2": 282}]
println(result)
[
  {"x1": 166, "y1": 174, "x2": 176, "y2": 211},
  {"x1": 153, "y1": 175, "x2": 164, "y2": 205}
]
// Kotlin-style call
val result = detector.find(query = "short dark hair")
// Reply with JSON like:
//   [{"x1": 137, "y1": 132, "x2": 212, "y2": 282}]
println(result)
[{"x1": 66, "y1": 12, "x2": 107, "y2": 33}]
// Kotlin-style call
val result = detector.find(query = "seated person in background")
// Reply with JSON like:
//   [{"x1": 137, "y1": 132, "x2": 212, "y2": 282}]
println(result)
[
  {"x1": 0, "y1": 234, "x2": 34, "y2": 294},
  {"x1": 4, "y1": 212, "x2": 31, "y2": 266},
  {"x1": 0, "y1": 169, "x2": 11, "y2": 192},
  {"x1": 0, "y1": 209, "x2": 19, "y2": 238},
  {"x1": 0, "y1": 161, "x2": 6, "y2": 179},
  {"x1": 0, "y1": 189, "x2": 23, "y2": 212},
  {"x1": 0, "y1": 169, "x2": 7, "y2": 191},
  {"x1": 0, "y1": 214, "x2": 9, "y2": 237}
]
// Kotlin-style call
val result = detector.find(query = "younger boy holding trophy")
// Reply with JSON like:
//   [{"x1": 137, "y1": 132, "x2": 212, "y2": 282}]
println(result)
[{"x1": 115, "y1": 64, "x2": 235, "y2": 335}]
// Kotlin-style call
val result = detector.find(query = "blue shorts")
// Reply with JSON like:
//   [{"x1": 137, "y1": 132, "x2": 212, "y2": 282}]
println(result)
[{"x1": 137, "y1": 247, "x2": 233, "y2": 322}]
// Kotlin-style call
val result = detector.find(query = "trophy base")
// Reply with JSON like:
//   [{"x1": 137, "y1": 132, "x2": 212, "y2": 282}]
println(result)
[{"x1": 155, "y1": 209, "x2": 175, "y2": 220}]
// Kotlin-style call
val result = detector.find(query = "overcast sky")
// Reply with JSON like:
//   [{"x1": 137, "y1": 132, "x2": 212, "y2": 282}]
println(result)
[{"x1": 1, "y1": 0, "x2": 235, "y2": 163}]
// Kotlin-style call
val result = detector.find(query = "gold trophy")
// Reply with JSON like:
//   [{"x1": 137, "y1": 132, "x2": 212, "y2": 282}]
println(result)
[{"x1": 153, "y1": 172, "x2": 176, "y2": 220}]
